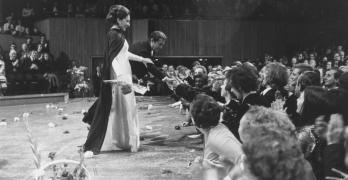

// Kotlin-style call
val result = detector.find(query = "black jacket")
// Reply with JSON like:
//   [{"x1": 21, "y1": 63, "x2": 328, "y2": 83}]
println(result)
[
  {"x1": 128, "y1": 41, "x2": 166, "y2": 80},
  {"x1": 233, "y1": 93, "x2": 270, "y2": 141}
]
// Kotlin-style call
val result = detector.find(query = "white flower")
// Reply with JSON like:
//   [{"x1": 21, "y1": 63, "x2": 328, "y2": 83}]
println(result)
[
  {"x1": 0, "y1": 122, "x2": 7, "y2": 126},
  {"x1": 46, "y1": 104, "x2": 50, "y2": 109},
  {"x1": 23, "y1": 112, "x2": 30, "y2": 117},
  {"x1": 14, "y1": 117, "x2": 19, "y2": 122},
  {"x1": 48, "y1": 123, "x2": 55, "y2": 128},
  {"x1": 32, "y1": 169, "x2": 45, "y2": 179}
]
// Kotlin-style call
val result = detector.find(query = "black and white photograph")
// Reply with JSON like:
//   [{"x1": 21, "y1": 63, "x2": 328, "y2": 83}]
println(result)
[{"x1": 1, "y1": 0, "x2": 348, "y2": 180}]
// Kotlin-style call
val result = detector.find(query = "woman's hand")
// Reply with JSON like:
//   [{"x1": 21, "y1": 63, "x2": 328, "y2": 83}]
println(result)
[
  {"x1": 271, "y1": 99, "x2": 286, "y2": 113},
  {"x1": 142, "y1": 58, "x2": 154, "y2": 64}
]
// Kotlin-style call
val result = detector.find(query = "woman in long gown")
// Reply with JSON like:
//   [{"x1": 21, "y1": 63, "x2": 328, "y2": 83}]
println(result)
[{"x1": 84, "y1": 5, "x2": 153, "y2": 154}]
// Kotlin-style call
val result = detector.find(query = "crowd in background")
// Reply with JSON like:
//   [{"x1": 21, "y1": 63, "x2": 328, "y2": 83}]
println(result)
[
  {"x1": 153, "y1": 46, "x2": 348, "y2": 179},
  {"x1": 0, "y1": 35, "x2": 59, "y2": 96},
  {"x1": 1, "y1": 0, "x2": 348, "y2": 22}
]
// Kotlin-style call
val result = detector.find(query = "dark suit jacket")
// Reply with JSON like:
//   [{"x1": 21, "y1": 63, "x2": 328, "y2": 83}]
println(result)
[
  {"x1": 92, "y1": 72, "x2": 102, "y2": 92},
  {"x1": 22, "y1": 57, "x2": 42, "y2": 74},
  {"x1": 232, "y1": 93, "x2": 270, "y2": 141},
  {"x1": 128, "y1": 41, "x2": 166, "y2": 80}
]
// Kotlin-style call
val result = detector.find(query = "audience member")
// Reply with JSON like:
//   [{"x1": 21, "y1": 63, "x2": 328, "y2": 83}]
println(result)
[
  {"x1": 15, "y1": 20, "x2": 25, "y2": 36},
  {"x1": 340, "y1": 72, "x2": 348, "y2": 92},
  {"x1": 0, "y1": 54, "x2": 6, "y2": 96},
  {"x1": 190, "y1": 94, "x2": 242, "y2": 169},
  {"x1": 22, "y1": 2, "x2": 35, "y2": 27},
  {"x1": 226, "y1": 64, "x2": 269, "y2": 141},
  {"x1": 259, "y1": 62, "x2": 288, "y2": 104},
  {"x1": 32, "y1": 27, "x2": 43, "y2": 36},
  {"x1": 23, "y1": 27, "x2": 31, "y2": 36},
  {"x1": 38, "y1": 36, "x2": 49, "y2": 53},
  {"x1": 5, "y1": 50, "x2": 24, "y2": 95},
  {"x1": 41, "y1": 52, "x2": 58, "y2": 93},
  {"x1": 19, "y1": 43, "x2": 30, "y2": 62},
  {"x1": 296, "y1": 86, "x2": 336, "y2": 180},
  {"x1": 22, "y1": 51, "x2": 45, "y2": 94},
  {"x1": 26, "y1": 37, "x2": 35, "y2": 51},
  {"x1": 324, "y1": 68, "x2": 343, "y2": 90}
]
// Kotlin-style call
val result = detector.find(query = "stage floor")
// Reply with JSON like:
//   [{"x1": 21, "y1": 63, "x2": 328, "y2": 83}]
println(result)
[{"x1": 0, "y1": 96, "x2": 204, "y2": 180}]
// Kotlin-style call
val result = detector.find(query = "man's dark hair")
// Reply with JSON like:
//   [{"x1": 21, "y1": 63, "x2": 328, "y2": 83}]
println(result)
[
  {"x1": 148, "y1": 31, "x2": 167, "y2": 42},
  {"x1": 293, "y1": 63, "x2": 314, "y2": 75},
  {"x1": 230, "y1": 64, "x2": 258, "y2": 93},
  {"x1": 331, "y1": 68, "x2": 344, "y2": 81}
]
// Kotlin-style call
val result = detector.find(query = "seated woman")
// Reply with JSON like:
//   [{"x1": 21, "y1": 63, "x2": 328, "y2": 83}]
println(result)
[
  {"x1": 36, "y1": 44, "x2": 45, "y2": 61},
  {"x1": 19, "y1": 43, "x2": 30, "y2": 62},
  {"x1": 190, "y1": 94, "x2": 242, "y2": 169},
  {"x1": 296, "y1": 86, "x2": 336, "y2": 180},
  {"x1": 220, "y1": 68, "x2": 241, "y2": 133},
  {"x1": 5, "y1": 50, "x2": 24, "y2": 95}
]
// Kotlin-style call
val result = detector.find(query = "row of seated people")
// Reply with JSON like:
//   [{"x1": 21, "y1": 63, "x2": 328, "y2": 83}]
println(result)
[
  {"x1": 0, "y1": 50, "x2": 57, "y2": 96},
  {"x1": 165, "y1": 61, "x2": 348, "y2": 180}
]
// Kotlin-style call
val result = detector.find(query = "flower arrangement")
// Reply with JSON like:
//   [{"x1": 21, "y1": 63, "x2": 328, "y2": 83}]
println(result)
[
  {"x1": 25, "y1": 117, "x2": 92, "y2": 180},
  {"x1": 67, "y1": 66, "x2": 92, "y2": 94}
]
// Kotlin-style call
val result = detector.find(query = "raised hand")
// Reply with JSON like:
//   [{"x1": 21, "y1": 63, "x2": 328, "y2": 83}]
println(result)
[
  {"x1": 271, "y1": 99, "x2": 286, "y2": 113},
  {"x1": 326, "y1": 168, "x2": 348, "y2": 180}
]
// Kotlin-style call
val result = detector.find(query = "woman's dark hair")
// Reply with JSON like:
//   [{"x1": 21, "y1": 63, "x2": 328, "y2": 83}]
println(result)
[
  {"x1": 106, "y1": 5, "x2": 130, "y2": 24},
  {"x1": 224, "y1": 68, "x2": 238, "y2": 94},
  {"x1": 328, "y1": 89, "x2": 348, "y2": 126},
  {"x1": 340, "y1": 72, "x2": 348, "y2": 92},
  {"x1": 243, "y1": 126, "x2": 305, "y2": 180},
  {"x1": 297, "y1": 71, "x2": 321, "y2": 92},
  {"x1": 230, "y1": 64, "x2": 258, "y2": 93},
  {"x1": 300, "y1": 86, "x2": 336, "y2": 126},
  {"x1": 190, "y1": 94, "x2": 221, "y2": 129}
]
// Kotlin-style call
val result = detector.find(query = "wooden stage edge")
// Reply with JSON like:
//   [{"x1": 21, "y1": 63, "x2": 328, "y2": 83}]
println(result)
[{"x1": 0, "y1": 93, "x2": 69, "y2": 107}]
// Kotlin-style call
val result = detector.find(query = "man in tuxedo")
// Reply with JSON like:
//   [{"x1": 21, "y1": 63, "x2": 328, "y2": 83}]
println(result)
[
  {"x1": 129, "y1": 31, "x2": 173, "y2": 85},
  {"x1": 92, "y1": 66, "x2": 102, "y2": 97}
]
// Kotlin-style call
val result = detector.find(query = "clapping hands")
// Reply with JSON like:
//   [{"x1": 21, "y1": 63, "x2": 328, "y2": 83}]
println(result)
[{"x1": 271, "y1": 99, "x2": 286, "y2": 113}]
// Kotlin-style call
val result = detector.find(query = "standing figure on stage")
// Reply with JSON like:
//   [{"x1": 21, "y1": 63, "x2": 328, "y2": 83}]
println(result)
[
  {"x1": 83, "y1": 5, "x2": 154, "y2": 154},
  {"x1": 129, "y1": 31, "x2": 174, "y2": 85}
]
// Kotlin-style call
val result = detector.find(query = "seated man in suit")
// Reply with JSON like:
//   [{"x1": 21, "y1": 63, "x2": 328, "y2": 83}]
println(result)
[{"x1": 129, "y1": 31, "x2": 174, "y2": 86}]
